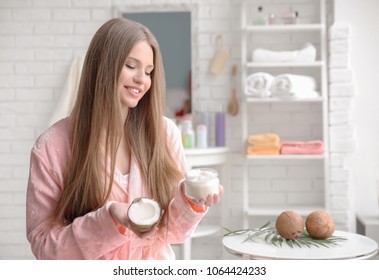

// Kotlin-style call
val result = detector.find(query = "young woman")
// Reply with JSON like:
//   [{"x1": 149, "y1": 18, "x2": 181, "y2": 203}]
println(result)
[{"x1": 26, "y1": 18, "x2": 223, "y2": 260}]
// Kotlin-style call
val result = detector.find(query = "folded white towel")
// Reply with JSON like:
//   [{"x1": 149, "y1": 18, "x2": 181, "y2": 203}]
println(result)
[
  {"x1": 48, "y1": 56, "x2": 83, "y2": 127},
  {"x1": 245, "y1": 72, "x2": 274, "y2": 97},
  {"x1": 252, "y1": 43, "x2": 316, "y2": 63},
  {"x1": 270, "y1": 74, "x2": 318, "y2": 98}
]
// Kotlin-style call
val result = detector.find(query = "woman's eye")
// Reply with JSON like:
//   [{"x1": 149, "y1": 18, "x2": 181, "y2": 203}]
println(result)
[{"x1": 126, "y1": 63, "x2": 152, "y2": 77}]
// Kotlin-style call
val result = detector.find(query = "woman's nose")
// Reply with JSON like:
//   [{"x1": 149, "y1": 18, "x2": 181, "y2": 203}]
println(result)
[{"x1": 133, "y1": 70, "x2": 145, "y2": 84}]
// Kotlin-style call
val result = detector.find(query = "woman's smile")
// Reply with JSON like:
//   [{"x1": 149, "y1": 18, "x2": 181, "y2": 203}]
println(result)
[{"x1": 124, "y1": 86, "x2": 142, "y2": 97}]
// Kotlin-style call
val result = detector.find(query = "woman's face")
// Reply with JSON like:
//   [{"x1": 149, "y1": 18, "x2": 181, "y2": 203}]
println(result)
[{"x1": 118, "y1": 40, "x2": 154, "y2": 112}]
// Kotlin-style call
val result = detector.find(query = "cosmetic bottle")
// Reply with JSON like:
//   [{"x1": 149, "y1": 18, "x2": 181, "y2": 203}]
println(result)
[
  {"x1": 294, "y1": 11, "x2": 300, "y2": 24},
  {"x1": 281, "y1": 11, "x2": 300, "y2": 24},
  {"x1": 268, "y1": 13, "x2": 277, "y2": 25},
  {"x1": 253, "y1": 6, "x2": 266, "y2": 25},
  {"x1": 181, "y1": 120, "x2": 195, "y2": 149},
  {"x1": 196, "y1": 124, "x2": 208, "y2": 149},
  {"x1": 215, "y1": 106, "x2": 225, "y2": 147},
  {"x1": 195, "y1": 104, "x2": 210, "y2": 146}
]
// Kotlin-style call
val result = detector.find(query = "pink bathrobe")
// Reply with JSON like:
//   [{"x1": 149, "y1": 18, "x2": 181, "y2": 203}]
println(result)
[{"x1": 26, "y1": 116, "x2": 206, "y2": 260}]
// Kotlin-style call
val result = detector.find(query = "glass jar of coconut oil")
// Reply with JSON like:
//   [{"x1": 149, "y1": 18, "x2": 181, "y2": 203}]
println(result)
[{"x1": 184, "y1": 168, "x2": 220, "y2": 199}]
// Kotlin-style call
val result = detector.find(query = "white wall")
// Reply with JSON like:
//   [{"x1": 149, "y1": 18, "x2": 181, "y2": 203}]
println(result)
[
  {"x1": 334, "y1": 0, "x2": 379, "y2": 217},
  {"x1": 1, "y1": 0, "x2": 378, "y2": 260}
]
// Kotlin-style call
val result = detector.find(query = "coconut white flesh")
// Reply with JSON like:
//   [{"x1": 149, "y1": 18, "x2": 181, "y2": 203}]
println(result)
[{"x1": 128, "y1": 198, "x2": 161, "y2": 226}]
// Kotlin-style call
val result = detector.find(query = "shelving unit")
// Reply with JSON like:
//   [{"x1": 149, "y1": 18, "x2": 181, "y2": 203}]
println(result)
[
  {"x1": 246, "y1": 24, "x2": 324, "y2": 32},
  {"x1": 240, "y1": 0, "x2": 329, "y2": 228},
  {"x1": 246, "y1": 61, "x2": 324, "y2": 68},
  {"x1": 245, "y1": 154, "x2": 325, "y2": 160}
]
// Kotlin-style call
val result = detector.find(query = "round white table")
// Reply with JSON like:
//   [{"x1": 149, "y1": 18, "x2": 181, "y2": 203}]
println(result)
[{"x1": 223, "y1": 230, "x2": 379, "y2": 260}]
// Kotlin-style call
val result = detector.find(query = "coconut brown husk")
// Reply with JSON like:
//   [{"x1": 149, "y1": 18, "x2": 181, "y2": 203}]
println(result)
[
  {"x1": 275, "y1": 211, "x2": 304, "y2": 240},
  {"x1": 306, "y1": 210, "x2": 335, "y2": 239}
]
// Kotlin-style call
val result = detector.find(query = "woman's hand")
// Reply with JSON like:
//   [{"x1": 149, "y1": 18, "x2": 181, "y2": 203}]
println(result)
[
  {"x1": 109, "y1": 202, "x2": 129, "y2": 226},
  {"x1": 108, "y1": 202, "x2": 160, "y2": 238},
  {"x1": 182, "y1": 183, "x2": 224, "y2": 207},
  {"x1": 194, "y1": 184, "x2": 224, "y2": 206}
]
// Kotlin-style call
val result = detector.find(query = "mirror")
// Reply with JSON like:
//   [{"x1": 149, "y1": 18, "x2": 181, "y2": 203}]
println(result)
[{"x1": 118, "y1": 6, "x2": 192, "y2": 119}]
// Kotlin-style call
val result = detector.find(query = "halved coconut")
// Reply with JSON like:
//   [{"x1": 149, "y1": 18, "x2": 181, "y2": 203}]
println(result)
[{"x1": 127, "y1": 197, "x2": 162, "y2": 233}]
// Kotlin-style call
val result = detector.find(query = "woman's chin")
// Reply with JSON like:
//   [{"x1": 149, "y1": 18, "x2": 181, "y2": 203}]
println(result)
[{"x1": 121, "y1": 99, "x2": 140, "y2": 109}]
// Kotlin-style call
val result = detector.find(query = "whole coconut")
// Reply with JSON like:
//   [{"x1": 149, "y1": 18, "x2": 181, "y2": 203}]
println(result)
[
  {"x1": 275, "y1": 211, "x2": 304, "y2": 240},
  {"x1": 306, "y1": 210, "x2": 335, "y2": 239}
]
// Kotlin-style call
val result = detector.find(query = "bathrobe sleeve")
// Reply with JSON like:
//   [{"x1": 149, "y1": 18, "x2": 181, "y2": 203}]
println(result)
[
  {"x1": 26, "y1": 119, "x2": 127, "y2": 260},
  {"x1": 161, "y1": 118, "x2": 207, "y2": 244}
]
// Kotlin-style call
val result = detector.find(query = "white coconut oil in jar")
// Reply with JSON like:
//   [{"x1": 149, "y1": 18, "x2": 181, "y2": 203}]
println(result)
[{"x1": 184, "y1": 168, "x2": 220, "y2": 199}]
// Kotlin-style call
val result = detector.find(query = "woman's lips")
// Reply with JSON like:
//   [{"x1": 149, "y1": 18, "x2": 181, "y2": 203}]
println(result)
[{"x1": 125, "y1": 86, "x2": 142, "y2": 97}]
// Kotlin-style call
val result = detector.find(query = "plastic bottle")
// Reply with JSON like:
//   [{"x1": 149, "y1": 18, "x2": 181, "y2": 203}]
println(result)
[
  {"x1": 215, "y1": 106, "x2": 225, "y2": 147},
  {"x1": 195, "y1": 104, "x2": 210, "y2": 147},
  {"x1": 294, "y1": 11, "x2": 300, "y2": 24},
  {"x1": 281, "y1": 11, "x2": 300, "y2": 24},
  {"x1": 196, "y1": 124, "x2": 208, "y2": 148},
  {"x1": 268, "y1": 13, "x2": 277, "y2": 25},
  {"x1": 253, "y1": 6, "x2": 266, "y2": 25},
  {"x1": 181, "y1": 120, "x2": 195, "y2": 149}
]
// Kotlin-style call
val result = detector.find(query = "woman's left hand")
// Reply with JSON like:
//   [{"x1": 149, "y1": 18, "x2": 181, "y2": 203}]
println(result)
[{"x1": 188, "y1": 184, "x2": 224, "y2": 207}]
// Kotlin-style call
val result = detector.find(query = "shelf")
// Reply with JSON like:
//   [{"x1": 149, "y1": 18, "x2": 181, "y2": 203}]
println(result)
[
  {"x1": 245, "y1": 96, "x2": 324, "y2": 103},
  {"x1": 245, "y1": 23, "x2": 324, "y2": 32},
  {"x1": 246, "y1": 205, "x2": 324, "y2": 217},
  {"x1": 184, "y1": 147, "x2": 230, "y2": 168},
  {"x1": 246, "y1": 61, "x2": 324, "y2": 68},
  {"x1": 245, "y1": 154, "x2": 325, "y2": 160},
  {"x1": 184, "y1": 146, "x2": 229, "y2": 156}
]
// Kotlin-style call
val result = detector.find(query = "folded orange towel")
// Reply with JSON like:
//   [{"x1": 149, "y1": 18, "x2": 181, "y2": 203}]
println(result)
[
  {"x1": 280, "y1": 140, "x2": 324, "y2": 154},
  {"x1": 247, "y1": 133, "x2": 280, "y2": 145},
  {"x1": 246, "y1": 143, "x2": 281, "y2": 155}
]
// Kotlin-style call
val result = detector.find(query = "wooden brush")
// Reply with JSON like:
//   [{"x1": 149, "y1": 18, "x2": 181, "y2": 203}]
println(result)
[{"x1": 227, "y1": 65, "x2": 239, "y2": 116}]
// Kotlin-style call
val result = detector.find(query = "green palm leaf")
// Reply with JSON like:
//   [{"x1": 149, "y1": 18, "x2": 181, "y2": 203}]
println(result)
[{"x1": 271, "y1": 234, "x2": 281, "y2": 247}]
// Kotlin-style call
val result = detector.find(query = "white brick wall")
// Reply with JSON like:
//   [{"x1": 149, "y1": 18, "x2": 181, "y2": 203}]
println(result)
[
  {"x1": 328, "y1": 24, "x2": 356, "y2": 231},
  {"x1": 1, "y1": 0, "x2": 354, "y2": 260},
  {"x1": 0, "y1": 0, "x2": 114, "y2": 260},
  {"x1": 0, "y1": 0, "x2": 242, "y2": 260}
]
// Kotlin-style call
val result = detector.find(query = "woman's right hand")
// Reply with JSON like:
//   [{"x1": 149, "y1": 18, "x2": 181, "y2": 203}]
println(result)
[
  {"x1": 109, "y1": 202, "x2": 129, "y2": 227},
  {"x1": 108, "y1": 202, "x2": 160, "y2": 238}
]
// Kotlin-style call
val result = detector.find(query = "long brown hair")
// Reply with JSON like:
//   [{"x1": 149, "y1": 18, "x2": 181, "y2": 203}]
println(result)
[{"x1": 53, "y1": 18, "x2": 183, "y2": 225}]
